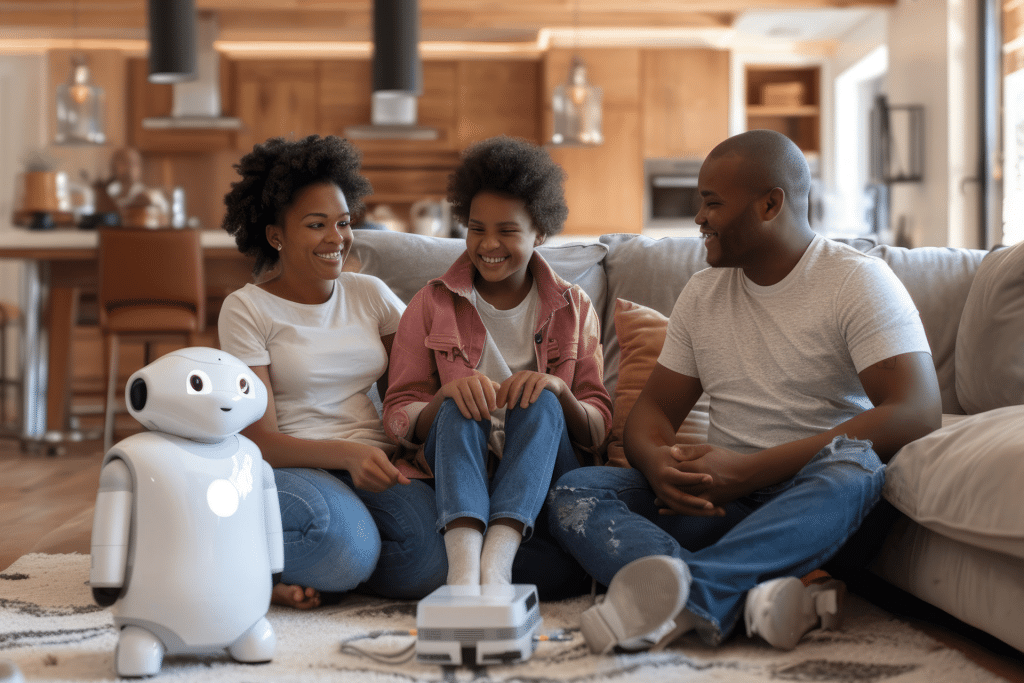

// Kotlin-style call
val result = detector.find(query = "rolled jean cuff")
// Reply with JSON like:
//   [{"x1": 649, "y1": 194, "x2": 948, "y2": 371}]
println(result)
[
  {"x1": 437, "y1": 510, "x2": 488, "y2": 534},
  {"x1": 488, "y1": 512, "x2": 534, "y2": 541}
]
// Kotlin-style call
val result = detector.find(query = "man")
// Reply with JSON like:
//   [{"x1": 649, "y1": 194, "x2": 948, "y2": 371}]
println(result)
[{"x1": 548, "y1": 130, "x2": 941, "y2": 652}]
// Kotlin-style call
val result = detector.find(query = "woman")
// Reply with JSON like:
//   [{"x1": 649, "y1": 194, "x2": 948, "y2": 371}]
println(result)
[{"x1": 218, "y1": 134, "x2": 445, "y2": 607}]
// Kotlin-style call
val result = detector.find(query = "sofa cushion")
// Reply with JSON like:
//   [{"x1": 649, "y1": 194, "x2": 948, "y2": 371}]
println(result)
[
  {"x1": 866, "y1": 245, "x2": 986, "y2": 414},
  {"x1": 350, "y1": 229, "x2": 608, "y2": 315},
  {"x1": 883, "y1": 405, "x2": 1024, "y2": 560},
  {"x1": 955, "y1": 241, "x2": 1024, "y2": 413},
  {"x1": 599, "y1": 234, "x2": 709, "y2": 398},
  {"x1": 605, "y1": 298, "x2": 709, "y2": 467}
]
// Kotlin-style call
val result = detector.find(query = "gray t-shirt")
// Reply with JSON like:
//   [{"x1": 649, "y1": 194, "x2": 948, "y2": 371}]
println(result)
[
  {"x1": 658, "y1": 235, "x2": 931, "y2": 455},
  {"x1": 218, "y1": 273, "x2": 404, "y2": 453}
]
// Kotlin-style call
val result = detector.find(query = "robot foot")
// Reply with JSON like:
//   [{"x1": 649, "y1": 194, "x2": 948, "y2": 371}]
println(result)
[
  {"x1": 228, "y1": 617, "x2": 276, "y2": 663},
  {"x1": 115, "y1": 626, "x2": 165, "y2": 677}
]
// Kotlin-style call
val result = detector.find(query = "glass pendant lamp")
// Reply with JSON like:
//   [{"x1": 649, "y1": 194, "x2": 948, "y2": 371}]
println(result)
[
  {"x1": 54, "y1": 0, "x2": 106, "y2": 145},
  {"x1": 55, "y1": 55, "x2": 106, "y2": 145},
  {"x1": 551, "y1": 56, "x2": 603, "y2": 146}
]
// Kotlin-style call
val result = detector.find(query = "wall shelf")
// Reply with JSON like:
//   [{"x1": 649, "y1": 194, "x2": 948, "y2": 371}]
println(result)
[{"x1": 744, "y1": 65, "x2": 821, "y2": 153}]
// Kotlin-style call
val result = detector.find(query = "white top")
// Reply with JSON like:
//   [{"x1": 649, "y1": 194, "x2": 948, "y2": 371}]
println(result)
[
  {"x1": 659, "y1": 235, "x2": 931, "y2": 455},
  {"x1": 218, "y1": 274, "x2": 405, "y2": 453},
  {"x1": 471, "y1": 281, "x2": 540, "y2": 456}
]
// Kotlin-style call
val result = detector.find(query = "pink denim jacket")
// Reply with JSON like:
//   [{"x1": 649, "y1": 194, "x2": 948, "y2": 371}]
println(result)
[{"x1": 383, "y1": 250, "x2": 612, "y2": 478}]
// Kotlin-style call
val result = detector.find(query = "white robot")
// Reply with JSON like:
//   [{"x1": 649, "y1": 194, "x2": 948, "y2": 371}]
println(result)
[{"x1": 89, "y1": 347, "x2": 284, "y2": 677}]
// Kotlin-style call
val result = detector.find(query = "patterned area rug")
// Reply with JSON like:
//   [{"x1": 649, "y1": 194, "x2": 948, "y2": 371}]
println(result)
[{"x1": 0, "y1": 553, "x2": 1005, "y2": 683}]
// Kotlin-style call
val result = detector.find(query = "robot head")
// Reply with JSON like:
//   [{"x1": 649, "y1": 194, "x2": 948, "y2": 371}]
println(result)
[{"x1": 125, "y1": 347, "x2": 267, "y2": 443}]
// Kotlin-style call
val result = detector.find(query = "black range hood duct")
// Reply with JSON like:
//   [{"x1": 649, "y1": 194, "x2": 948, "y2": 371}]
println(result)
[{"x1": 345, "y1": 0, "x2": 439, "y2": 141}]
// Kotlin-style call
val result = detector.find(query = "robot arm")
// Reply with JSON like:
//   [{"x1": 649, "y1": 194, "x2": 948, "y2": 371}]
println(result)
[
  {"x1": 90, "y1": 457, "x2": 133, "y2": 606},
  {"x1": 261, "y1": 460, "x2": 284, "y2": 574}
]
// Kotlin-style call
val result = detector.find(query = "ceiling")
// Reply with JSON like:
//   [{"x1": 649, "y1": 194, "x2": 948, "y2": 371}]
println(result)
[{"x1": 2, "y1": 0, "x2": 893, "y2": 47}]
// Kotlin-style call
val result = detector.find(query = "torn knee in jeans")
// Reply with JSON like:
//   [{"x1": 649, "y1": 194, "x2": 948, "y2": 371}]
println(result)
[{"x1": 552, "y1": 494, "x2": 598, "y2": 535}]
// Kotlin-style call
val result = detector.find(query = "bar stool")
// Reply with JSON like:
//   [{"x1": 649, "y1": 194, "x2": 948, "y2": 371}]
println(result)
[
  {"x1": 0, "y1": 299, "x2": 22, "y2": 438},
  {"x1": 98, "y1": 228, "x2": 206, "y2": 452}
]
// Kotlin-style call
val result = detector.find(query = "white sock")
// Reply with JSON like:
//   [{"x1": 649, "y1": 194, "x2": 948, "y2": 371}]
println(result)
[
  {"x1": 480, "y1": 523, "x2": 523, "y2": 586},
  {"x1": 444, "y1": 526, "x2": 483, "y2": 586}
]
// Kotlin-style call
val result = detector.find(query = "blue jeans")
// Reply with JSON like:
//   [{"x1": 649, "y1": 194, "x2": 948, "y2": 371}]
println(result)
[
  {"x1": 273, "y1": 468, "x2": 381, "y2": 593},
  {"x1": 424, "y1": 392, "x2": 581, "y2": 539},
  {"x1": 548, "y1": 436, "x2": 885, "y2": 644},
  {"x1": 349, "y1": 479, "x2": 448, "y2": 599}
]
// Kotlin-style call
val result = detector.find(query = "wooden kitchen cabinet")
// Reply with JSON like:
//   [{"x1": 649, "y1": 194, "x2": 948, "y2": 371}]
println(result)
[
  {"x1": 544, "y1": 48, "x2": 644, "y2": 235},
  {"x1": 745, "y1": 65, "x2": 821, "y2": 153},
  {"x1": 455, "y1": 60, "x2": 542, "y2": 146},
  {"x1": 234, "y1": 60, "x2": 319, "y2": 152},
  {"x1": 641, "y1": 48, "x2": 730, "y2": 160},
  {"x1": 126, "y1": 57, "x2": 237, "y2": 153}
]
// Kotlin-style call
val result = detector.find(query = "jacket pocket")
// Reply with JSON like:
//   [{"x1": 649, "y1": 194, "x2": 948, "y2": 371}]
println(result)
[
  {"x1": 425, "y1": 332, "x2": 465, "y2": 363},
  {"x1": 543, "y1": 338, "x2": 578, "y2": 373}
]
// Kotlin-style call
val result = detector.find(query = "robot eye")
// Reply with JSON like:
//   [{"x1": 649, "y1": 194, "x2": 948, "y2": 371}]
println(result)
[
  {"x1": 186, "y1": 370, "x2": 212, "y2": 395},
  {"x1": 237, "y1": 374, "x2": 253, "y2": 397}
]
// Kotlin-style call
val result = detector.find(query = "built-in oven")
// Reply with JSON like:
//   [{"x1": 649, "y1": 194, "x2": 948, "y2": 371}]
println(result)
[{"x1": 643, "y1": 158, "x2": 704, "y2": 238}]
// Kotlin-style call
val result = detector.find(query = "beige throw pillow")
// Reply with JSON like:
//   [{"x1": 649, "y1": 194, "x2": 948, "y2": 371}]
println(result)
[
  {"x1": 955, "y1": 241, "x2": 1024, "y2": 414},
  {"x1": 607, "y1": 298, "x2": 708, "y2": 468}
]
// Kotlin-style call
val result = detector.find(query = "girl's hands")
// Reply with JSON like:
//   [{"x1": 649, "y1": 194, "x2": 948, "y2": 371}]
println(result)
[
  {"x1": 439, "y1": 373, "x2": 501, "y2": 421},
  {"x1": 497, "y1": 371, "x2": 568, "y2": 410},
  {"x1": 343, "y1": 443, "x2": 410, "y2": 492}
]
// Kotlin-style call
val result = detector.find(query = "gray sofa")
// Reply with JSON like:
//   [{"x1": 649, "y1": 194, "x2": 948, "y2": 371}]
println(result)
[{"x1": 350, "y1": 228, "x2": 1024, "y2": 653}]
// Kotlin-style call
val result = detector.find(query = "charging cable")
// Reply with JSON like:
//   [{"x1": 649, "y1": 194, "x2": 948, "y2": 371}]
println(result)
[{"x1": 340, "y1": 629, "x2": 574, "y2": 665}]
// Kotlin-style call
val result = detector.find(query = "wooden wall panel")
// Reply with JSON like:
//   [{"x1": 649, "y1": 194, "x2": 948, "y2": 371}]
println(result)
[
  {"x1": 234, "y1": 60, "x2": 319, "y2": 152},
  {"x1": 456, "y1": 60, "x2": 542, "y2": 146},
  {"x1": 641, "y1": 48, "x2": 730, "y2": 159}
]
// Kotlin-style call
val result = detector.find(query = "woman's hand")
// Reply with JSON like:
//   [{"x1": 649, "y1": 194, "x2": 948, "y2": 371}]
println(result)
[
  {"x1": 438, "y1": 373, "x2": 501, "y2": 421},
  {"x1": 343, "y1": 442, "x2": 410, "y2": 492},
  {"x1": 497, "y1": 371, "x2": 568, "y2": 410}
]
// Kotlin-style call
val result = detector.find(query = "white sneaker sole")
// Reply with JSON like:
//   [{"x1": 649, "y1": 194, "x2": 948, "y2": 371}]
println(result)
[
  {"x1": 744, "y1": 576, "x2": 845, "y2": 650},
  {"x1": 580, "y1": 556, "x2": 691, "y2": 654}
]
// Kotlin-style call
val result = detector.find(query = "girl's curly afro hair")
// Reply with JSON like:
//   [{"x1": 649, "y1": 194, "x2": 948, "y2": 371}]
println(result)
[
  {"x1": 222, "y1": 134, "x2": 373, "y2": 276},
  {"x1": 447, "y1": 136, "x2": 568, "y2": 239}
]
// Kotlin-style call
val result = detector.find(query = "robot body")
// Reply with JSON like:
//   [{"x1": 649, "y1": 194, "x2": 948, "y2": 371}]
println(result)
[{"x1": 89, "y1": 348, "x2": 283, "y2": 677}]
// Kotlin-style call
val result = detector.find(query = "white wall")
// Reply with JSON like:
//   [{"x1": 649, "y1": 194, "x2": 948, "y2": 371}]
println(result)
[{"x1": 886, "y1": 0, "x2": 981, "y2": 248}]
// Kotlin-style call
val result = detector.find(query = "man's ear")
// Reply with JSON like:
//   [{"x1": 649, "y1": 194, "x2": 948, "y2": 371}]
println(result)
[{"x1": 762, "y1": 187, "x2": 785, "y2": 221}]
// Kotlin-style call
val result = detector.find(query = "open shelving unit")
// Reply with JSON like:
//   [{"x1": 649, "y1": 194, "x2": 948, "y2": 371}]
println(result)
[{"x1": 745, "y1": 65, "x2": 821, "y2": 153}]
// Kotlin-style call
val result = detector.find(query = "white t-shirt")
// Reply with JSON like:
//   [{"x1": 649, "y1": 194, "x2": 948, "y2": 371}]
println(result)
[
  {"x1": 471, "y1": 281, "x2": 540, "y2": 456},
  {"x1": 658, "y1": 235, "x2": 931, "y2": 455},
  {"x1": 218, "y1": 273, "x2": 405, "y2": 453}
]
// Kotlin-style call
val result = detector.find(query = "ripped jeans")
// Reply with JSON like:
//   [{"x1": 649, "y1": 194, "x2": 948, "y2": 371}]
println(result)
[{"x1": 548, "y1": 436, "x2": 885, "y2": 645}]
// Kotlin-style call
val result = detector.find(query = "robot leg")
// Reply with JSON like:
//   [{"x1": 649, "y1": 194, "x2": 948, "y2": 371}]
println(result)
[
  {"x1": 115, "y1": 626, "x2": 165, "y2": 677},
  {"x1": 227, "y1": 617, "x2": 276, "y2": 663}
]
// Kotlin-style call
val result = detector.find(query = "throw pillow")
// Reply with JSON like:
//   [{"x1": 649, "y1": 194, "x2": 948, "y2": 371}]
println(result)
[
  {"x1": 607, "y1": 298, "x2": 708, "y2": 467},
  {"x1": 883, "y1": 405, "x2": 1024, "y2": 561},
  {"x1": 955, "y1": 240, "x2": 1024, "y2": 413}
]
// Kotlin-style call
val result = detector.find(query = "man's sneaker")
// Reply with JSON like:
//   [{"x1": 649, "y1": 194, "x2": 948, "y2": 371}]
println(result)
[
  {"x1": 744, "y1": 570, "x2": 846, "y2": 650},
  {"x1": 580, "y1": 556, "x2": 691, "y2": 654}
]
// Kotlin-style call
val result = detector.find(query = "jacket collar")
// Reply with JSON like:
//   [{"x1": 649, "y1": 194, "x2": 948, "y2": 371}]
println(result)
[{"x1": 432, "y1": 250, "x2": 571, "y2": 315}]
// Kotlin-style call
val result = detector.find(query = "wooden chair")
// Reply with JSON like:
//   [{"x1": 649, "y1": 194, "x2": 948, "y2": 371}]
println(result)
[
  {"x1": 98, "y1": 228, "x2": 205, "y2": 452},
  {"x1": 0, "y1": 299, "x2": 22, "y2": 438}
]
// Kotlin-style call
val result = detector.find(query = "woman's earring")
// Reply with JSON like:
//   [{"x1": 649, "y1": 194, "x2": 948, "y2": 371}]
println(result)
[{"x1": 275, "y1": 243, "x2": 282, "y2": 251}]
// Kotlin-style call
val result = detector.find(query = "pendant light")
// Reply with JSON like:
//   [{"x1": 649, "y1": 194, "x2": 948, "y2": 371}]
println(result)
[
  {"x1": 54, "y1": 0, "x2": 106, "y2": 145},
  {"x1": 147, "y1": 0, "x2": 197, "y2": 83},
  {"x1": 550, "y1": 0, "x2": 602, "y2": 146}
]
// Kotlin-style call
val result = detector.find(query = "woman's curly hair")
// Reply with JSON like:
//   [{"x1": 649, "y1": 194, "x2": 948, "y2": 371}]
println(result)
[
  {"x1": 447, "y1": 136, "x2": 568, "y2": 238},
  {"x1": 222, "y1": 134, "x2": 373, "y2": 276}
]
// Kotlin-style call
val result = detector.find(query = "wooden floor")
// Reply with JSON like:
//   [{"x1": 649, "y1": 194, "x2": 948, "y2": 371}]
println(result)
[{"x1": 1, "y1": 432, "x2": 1023, "y2": 681}]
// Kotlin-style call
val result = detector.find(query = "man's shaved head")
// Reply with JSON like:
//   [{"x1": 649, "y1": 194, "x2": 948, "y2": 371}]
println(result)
[{"x1": 706, "y1": 130, "x2": 811, "y2": 215}]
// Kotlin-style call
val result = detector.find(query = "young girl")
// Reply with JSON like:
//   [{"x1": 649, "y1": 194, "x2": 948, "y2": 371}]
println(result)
[
  {"x1": 219, "y1": 134, "x2": 444, "y2": 608},
  {"x1": 383, "y1": 136, "x2": 612, "y2": 594}
]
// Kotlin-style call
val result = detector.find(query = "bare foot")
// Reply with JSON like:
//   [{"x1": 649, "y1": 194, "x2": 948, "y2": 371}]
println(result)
[{"x1": 271, "y1": 582, "x2": 321, "y2": 610}]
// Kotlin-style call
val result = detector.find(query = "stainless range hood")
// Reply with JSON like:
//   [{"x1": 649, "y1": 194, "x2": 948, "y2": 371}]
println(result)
[
  {"x1": 142, "y1": 13, "x2": 242, "y2": 131},
  {"x1": 344, "y1": 0, "x2": 438, "y2": 141}
]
